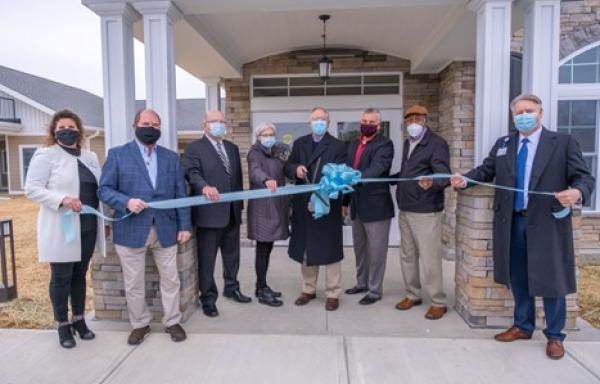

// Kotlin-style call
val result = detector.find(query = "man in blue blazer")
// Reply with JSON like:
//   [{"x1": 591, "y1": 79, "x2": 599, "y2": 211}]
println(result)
[
  {"x1": 98, "y1": 109, "x2": 192, "y2": 346},
  {"x1": 452, "y1": 94, "x2": 594, "y2": 360}
]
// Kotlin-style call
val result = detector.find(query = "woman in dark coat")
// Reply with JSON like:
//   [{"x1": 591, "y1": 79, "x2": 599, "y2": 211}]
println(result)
[{"x1": 247, "y1": 122, "x2": 290, "y2": 307}]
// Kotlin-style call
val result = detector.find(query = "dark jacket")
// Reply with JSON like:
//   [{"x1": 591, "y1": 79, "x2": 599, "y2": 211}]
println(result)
[
  {"x1": 344, "y1": 134, "x2": 395, "y2": 222},
  {"x1": 181, "y1": 136, "x2": 243, "y2": 229},
  {"x1": 247, "y1": 142, "x2": 290, "y2": 242},
  {"x1": 464, "y1": 128, "x2": 595, "y2": 297},
  {"x1": 283, "y1": 133, "x2": 347, "y2": 266},
  {"x1": 98, "y1": 140, "x2": 192, "y2": 248},
  {"x1": 395, "y1": 128, "x2": 451, "y2": 213}
]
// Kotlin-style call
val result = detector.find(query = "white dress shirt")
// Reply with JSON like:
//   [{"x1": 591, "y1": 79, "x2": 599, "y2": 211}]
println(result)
[{"x1": 206, "y1": 134, "x2": 230, "y2": 163}]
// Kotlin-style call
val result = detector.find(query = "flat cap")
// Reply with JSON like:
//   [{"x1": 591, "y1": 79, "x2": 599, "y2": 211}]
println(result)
[{"x1": 404, "y1": 105, "x2": 428, "y2": 118}]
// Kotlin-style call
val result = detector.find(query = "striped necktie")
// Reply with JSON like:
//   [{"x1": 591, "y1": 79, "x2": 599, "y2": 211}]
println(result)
[{"x1": 216, "y1": 141, "x2": 231, "y2": 176}]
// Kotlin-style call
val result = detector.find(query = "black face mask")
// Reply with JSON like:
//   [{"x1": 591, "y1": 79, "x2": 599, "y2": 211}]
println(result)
[
  {"x1": 55, "y1": 129, "x2": 80, "y2": 146},
  {"x1": 135, "y1": 126, "x2": 161, "y2": 145}
]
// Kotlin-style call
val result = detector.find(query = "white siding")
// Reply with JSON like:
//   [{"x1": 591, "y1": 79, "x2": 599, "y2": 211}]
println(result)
[{"x1": 0, "y1": 89, "x2": 51, "y2": 134}]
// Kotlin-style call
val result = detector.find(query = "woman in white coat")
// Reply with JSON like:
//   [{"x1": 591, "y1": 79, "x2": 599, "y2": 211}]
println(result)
[{"x1": 25, "y1": 110, "x2": 105, "y2": 348}]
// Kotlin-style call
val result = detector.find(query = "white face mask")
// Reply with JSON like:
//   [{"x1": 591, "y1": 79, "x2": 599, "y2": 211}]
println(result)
[{"x1": 406, "y1": 123, "x2": 424, "y2": 138}]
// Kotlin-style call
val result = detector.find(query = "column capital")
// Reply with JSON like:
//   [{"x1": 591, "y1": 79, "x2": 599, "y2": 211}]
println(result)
[
  {"x1": 518, "y1": 0, "x2": 561, "y2": 10},
  {"x1": 85, "y1": 2, "x2": 140, "y2": 23},
  {"x1": 132, "y1": 1, "x2": 183, "y2": 23},
  {"x1": 468, "y1": 0, "x2": 513, "y2": 13}
]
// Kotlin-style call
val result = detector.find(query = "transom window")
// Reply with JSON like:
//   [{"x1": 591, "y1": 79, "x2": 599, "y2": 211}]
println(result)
[{"x1": 252, "y1": 74, "x2": 401, "y2": 98}]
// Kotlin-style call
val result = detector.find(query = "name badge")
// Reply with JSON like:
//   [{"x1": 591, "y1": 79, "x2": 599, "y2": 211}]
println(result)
[{"x1": 497, "y1": 147, "x2": 507, "y2": 157}]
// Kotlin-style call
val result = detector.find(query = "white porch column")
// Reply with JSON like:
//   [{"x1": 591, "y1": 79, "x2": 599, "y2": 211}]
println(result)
[
  {"x1": 521, "y1": 0, "x2": 561, "y2": 130},
  {"x1": 204, "y1": 77, "x2": 222, "y2": 112},
  {"x1": 469, "y1": 0, "x2": 512, "y2": 164},
  {"x1": 133, "y1": 1, "x2": 182, "y2": 152},
  {"x1": 87, "y1": 2, "x2": 139, "y2": 151}
]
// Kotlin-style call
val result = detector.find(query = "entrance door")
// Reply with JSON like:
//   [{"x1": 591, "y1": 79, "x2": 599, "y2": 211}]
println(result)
[{"x1": 251, "y1": 108, "x2": 403, "y2": 246}]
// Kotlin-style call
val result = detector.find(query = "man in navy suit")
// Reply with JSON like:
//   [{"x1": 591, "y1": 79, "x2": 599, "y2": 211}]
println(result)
[
  {"x1": 182, "y1": 110, "x2": 250, "y2": 318},
  {"x1": 98, "y1": 109, "x2": 192, "y2": 345},
  {"x1": 451, "y1": 94, "x2": 594, "y2": 359}
]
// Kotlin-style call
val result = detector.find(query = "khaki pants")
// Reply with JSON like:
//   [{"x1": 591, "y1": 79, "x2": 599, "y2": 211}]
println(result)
[
  {"x1": 301, "y1": 257, "x2": 342, "y2": 299},
  {"x1": 398, "y1": 211, "x2": 446, "y2": 307},
  {"x1": 115, "y1": 226, "x2": 182, "y2": 328}
]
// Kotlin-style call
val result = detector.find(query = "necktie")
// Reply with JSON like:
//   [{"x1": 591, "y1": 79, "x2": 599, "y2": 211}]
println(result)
[
  {"x1": 216, "y1": 142, "x2": 231, "y2": 176},
  {"x1": 514, "y1": 138, "x2": 529, "y2": 211}
]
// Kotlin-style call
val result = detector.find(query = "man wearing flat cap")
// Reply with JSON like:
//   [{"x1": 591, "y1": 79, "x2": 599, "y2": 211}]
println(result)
[{"x1": 393, "y1": 105, "x2": 451, "y2": 320}]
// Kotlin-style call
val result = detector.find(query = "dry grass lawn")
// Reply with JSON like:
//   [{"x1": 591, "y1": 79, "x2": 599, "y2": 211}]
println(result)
[
  {"x1": 0, "y1": 195, "x2": 598, "y2": 329},
  {"x1": 0, "y1": 196, "x2": 91, "y2": 329}
]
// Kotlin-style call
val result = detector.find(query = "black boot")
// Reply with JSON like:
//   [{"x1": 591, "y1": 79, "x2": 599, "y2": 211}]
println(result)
[
  {"x1": 72, "y1": 319, "x2": 95, "y2": 340},
  {"x1": 256, "y1": 288, "x2": 283, "y2": 307},
  {"x1": 58, "y1": 324, "x2": 76, "y2": 349},
  {"x1": 255, "y1": 286, "x2": 282, "y2": 298}
]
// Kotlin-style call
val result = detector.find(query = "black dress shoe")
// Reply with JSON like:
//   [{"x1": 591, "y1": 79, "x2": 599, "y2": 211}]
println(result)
[
  {"x1": 255, "y1": 286, "x2": 282, "y2": 298},
  {"x1": 345, "y1": 286, "x2": 369, "y2": 295},
  {"x1": 359, "y1": 295, "x2": 381, "y2": 305},
  {"x1": 202, "y1": 305, "x2": 219, "y2": 317},
  {"x1": 224, "y1": 289, "x2": 252, "y2": 303},
  {"x1": 256, "y1": 288, "x2": 284, "y2": 307},
  {"x1": 71, "y1": 319, "x2": 95, "y2": 340},
  {"x1": 58, "y1": 324, "x2": 76, "y2": 349}
]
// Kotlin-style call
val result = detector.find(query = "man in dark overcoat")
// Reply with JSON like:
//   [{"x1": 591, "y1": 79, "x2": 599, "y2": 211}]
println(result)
[
  {"x1": 451, "y1": 94, "x2": 594, "y2": 360},
  {"x1": 284, "y1": 106, "x2": 347, "y2": 311}
]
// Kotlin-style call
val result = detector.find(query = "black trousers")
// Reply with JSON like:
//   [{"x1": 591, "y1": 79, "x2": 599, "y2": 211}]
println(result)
[
  {"x1": 255, "y1": 241, "x2": 274, "y2": 289},
  {"x1": 49, "y1": 229, "x2": 96, "y2": 322},
  {"x1": 196, "y1": 216, "x2": 240, "y2": 306}
]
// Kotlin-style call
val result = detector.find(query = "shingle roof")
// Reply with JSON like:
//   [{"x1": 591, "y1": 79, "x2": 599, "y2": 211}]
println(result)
[
  {"x1": 0, "y1": 65, "x2": 218, "y2": 132},
  {"x1": 0, "y1": 65, "x2": 104, "y2": 127}
]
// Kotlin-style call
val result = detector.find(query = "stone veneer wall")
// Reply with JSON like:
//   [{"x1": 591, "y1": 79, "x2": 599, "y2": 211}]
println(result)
[
  {"x1": 92, "y1": 234, "x2": 198, "y2": 322},
  {"x1": 437, "y1": 62, "x2": 476, "y2": 260}
]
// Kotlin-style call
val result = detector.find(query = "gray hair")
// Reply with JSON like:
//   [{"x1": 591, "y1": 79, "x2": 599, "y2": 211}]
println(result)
[
  {"x1": 255, "y1": 122, "x2": 276, "y2": 138},
  {"x1": 510, "y1": 94, "x2": 543, "y2": 112},
  {"x1": 310, "y1": 106, "x2": 330, "y2": 120},
  {"x1": 362, "y1": 107, "x2": 382, "y2": 123}
]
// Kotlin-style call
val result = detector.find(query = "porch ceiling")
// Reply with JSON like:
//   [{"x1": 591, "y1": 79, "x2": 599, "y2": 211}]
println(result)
[{"x1": 123, "y1": 0, "x2": 523, "y2": 80}]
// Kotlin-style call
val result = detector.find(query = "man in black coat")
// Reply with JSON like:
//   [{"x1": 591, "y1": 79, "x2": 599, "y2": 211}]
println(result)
[
  {"x1": 451, "y1": 94, "x2": 595, "y2": 360},
  {"x1": 182, "y1": 110, "x2": 250, "y2": 318},
  {"x1": 284, "y1": 107, "x2": 347, "y2": 311},
  {"x1": 342, "y1": 108, "x2": 395, "y2": 305},
  {"x1": 393, "y1": 105, "x2": 451, "y2": 321}
]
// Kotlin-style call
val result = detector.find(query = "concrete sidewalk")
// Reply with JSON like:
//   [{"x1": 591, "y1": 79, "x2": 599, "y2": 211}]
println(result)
[
  {"x1": 2, "y1": 247, "x2": 599, "y2": 384},
  {"x1": 1, "y1": 329, "x2": 600, "y2": 384}
]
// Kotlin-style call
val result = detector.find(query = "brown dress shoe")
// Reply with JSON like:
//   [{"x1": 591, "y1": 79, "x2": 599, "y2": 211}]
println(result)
[
  {"x1": 165, "y1": 323, "x2": 187, "y2": 342},
  {"x1": 325, "y1": 298, "x2": 339, "y2": 311},
  {"x1": 127, "y1": 325, "x2": 150, "y2": 345},
  {"x1": 494, "y1": 326, "x2": 532, "y2": 342},
  {"x1": 546, "y1": 340, "x2": 565, "y2": 360},
  {"x1": 294, "y1": 292, "x2": 316, "y2": 306},
  {"x1": 425, "y1": 306, "x2": 447, "y2": 320},
  {"x1": 395, "y1": 297, "x2": 422, "y2": 311}
]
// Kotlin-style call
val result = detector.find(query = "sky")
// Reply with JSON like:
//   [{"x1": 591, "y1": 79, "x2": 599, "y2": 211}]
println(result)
[{"x1": 0, "y1": 0, "x2": 205, "y2": 99}]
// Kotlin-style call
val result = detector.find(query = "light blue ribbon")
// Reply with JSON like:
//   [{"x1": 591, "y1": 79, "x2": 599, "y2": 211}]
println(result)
[{"x1": 62, "y1": 163, "x2": 571, "y2": 243}]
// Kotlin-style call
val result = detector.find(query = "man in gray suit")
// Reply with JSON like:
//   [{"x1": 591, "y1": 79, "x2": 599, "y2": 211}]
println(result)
[
  {"x1": 452, "y1": 94, "x2": 594, "y2": 360},
  {"x1": 182, "y1": 110, "x2": 250, "y2": 318}
]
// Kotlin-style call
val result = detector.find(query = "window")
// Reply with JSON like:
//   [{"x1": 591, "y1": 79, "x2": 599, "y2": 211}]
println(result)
[
  {"x1": 252, "y1": 74, "x2": 401, "y2": 98},
  {"x1": 557, "y1": 101, "x2": 597, "y2": 209},
  {"x1": 559, "y1": 45, "x2": 600, "y2": 84},
  {"x1": 19, "y1": 145, "x2": 40, "y2": 188},
  {"x1": 558, "y1": 43, "x2": 600, "y2": 212}
]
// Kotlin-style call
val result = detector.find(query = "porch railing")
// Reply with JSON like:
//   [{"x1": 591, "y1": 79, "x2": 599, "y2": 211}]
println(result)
[{"x1": 0, "y1": 97, "x2": 21, "y2": 124}]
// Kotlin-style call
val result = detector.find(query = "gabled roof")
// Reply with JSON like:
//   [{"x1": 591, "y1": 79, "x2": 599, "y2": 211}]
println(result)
[
  {"x1": 0, "y1": 65, "x2": 104, "y2": 127},
  {"x1": 0, "y1": 65, "x2": 217, "y2": 132}
]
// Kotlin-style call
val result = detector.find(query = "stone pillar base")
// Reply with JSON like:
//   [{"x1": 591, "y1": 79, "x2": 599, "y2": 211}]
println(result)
[
  {"x1": 454, "y1": 186, "x2": 580, "y2": 329},
  {"x1": 91, "y1": 235, "x2": 198, "y2": 323}
]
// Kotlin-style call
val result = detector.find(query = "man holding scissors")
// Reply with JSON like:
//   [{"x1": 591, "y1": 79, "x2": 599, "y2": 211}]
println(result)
[{"x1": 284, "y1": 107, "x2": 347, "y2": 311}]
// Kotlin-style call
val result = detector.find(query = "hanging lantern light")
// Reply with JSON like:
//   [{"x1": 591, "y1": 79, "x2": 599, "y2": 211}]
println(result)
[{"x1": 318, "y1": 15, "x2": 332, "y2": 81}]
